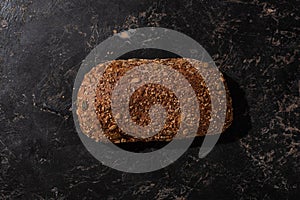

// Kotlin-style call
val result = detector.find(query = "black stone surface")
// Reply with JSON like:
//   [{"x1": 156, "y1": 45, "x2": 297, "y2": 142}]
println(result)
[{"x1": 0, "y1": 0, "x2": 299, "y2": 199}]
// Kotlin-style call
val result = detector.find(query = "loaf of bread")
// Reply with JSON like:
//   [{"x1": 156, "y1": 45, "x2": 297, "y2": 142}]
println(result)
[{"x1": 76, "y1": 58, "x2": 233, "y2": 143}]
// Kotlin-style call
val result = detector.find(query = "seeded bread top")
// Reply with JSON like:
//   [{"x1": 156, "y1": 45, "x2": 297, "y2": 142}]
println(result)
[{"x1": 76, "y1": 58, "x2": 233, "y2": 143}]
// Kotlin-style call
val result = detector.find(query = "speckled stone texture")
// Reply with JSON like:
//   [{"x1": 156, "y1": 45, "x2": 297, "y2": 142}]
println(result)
[{"x1": 0, "y1": 0, "x2": 299, "y2": 199}]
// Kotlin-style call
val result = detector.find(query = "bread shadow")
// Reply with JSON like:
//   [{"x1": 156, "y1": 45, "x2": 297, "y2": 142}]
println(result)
[{"x1": 218, "y1": 74, "x2": 252, "y2": 143}]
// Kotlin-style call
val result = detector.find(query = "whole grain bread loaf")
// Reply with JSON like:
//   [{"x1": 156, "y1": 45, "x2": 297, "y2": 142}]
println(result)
[{"x1": 76, "y1": 58, "x2": 233, "y2": 143}]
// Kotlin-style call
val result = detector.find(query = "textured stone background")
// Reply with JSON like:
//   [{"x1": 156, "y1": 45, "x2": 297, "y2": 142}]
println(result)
[{"x1": 0, "y1": 0, "x2": 299, "y2": 199}]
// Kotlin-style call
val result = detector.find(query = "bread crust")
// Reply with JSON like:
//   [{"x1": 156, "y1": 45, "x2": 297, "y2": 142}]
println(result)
[{"x1": 76, "y1": 58, "x2": 233, "y2": 143}]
